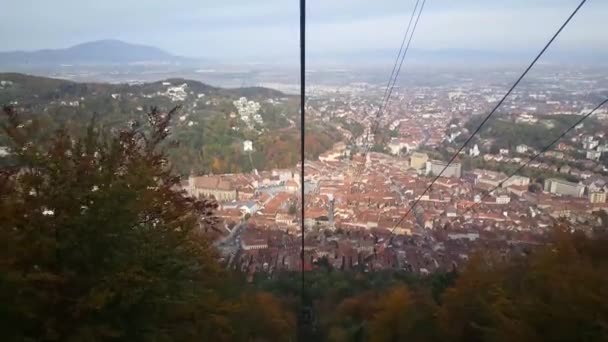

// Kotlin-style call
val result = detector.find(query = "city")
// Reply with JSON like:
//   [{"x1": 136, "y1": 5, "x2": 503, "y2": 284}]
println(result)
[{"x1": 178, "y1": 68, "x2": 608, "y2": 278}]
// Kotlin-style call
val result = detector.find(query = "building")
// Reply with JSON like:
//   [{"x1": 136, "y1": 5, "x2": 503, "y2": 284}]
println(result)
[
  {"x1": 474, "y1": 169, "x2": 507, "y2": 187},
  {"x1": 496, "y1": 194, "x2": 511, "y2": 204},
  {"x1": 241, "y1": 237, "x2": 268, "y2": 250},
  {"x1": 586, "y1": 150, "x2": 601, "y2": 161},
  {"x1": 448, "y1": 233, "x2": 479, "y2": 241},
  {"x1": 426, "y1": 160, "x2": 462, "y2": 178},
  {"x1": 583, "y1": 138, "x2": 599, "y2": 150},
  {"x1": 589, "y1": 190, "x2": 606, "y2": 204},
  {"x1": 503, "y1": 175, "x2": 530, "y2": 187},
  {"x1": 186, "y1": 175, "x2": 237, "y2": 202},
  {"x1": 388, "y1": 138, "x2": 407, "y2": 155},
  {"x1": 410, "y1": 152, "x2": 428, "y2": 170},
  {"x1": 275, "y1": 212, "x2": 297, "y2": 226},
  {"x1": 221, "y1": 200, "x2": 256, "y2": 213},
  {"x1": 241, "y1": 228, "x2": 269, "y2": 250},
  {"x1": 285, "y1": 179, "x2": 299, "y2": 193},
  {"x1": 243, "y1": 140, "x2": 253, "y2": 152},
  {"x1": 468, "y1": 144, "x2": 480, "y2": 157},
  {"x1": 544, "y1": 178, "x2": 585, "y2": 198},
  {"x1": 516, "y1": 144, "x2": 529, "y2": 154},
  {"x1": 273, "y1": 169, "x2": 294, "y2": 181},
  {"x1": 238, "y1": 201, "x2": 259, "y2": 215}
]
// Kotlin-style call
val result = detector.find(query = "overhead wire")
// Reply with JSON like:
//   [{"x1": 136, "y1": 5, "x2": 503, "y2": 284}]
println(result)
[
  {"x1": 354, "y1": 0, "x2": 426, "y2": 178},
  {"x1": 376, "y1": 0, "x2": 422, "y2": 118},
  {"x1": 299, "y1": 0, "x2": 306, "y2": 306},
  {"x1": 389, "y1": 0, "x2": 589, "y2": 233}
]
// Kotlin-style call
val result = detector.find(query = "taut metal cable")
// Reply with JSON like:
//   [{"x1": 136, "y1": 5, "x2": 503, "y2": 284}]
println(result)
[
  {"x1": 354, "y1": 0, "x2": 426, "y2": 178},
  {"x1": 298, "y1": 2, "x2": 316, "y2": 337},
  {"x1": 299, "y1": 0, "x2": 306, "y2": 300}
]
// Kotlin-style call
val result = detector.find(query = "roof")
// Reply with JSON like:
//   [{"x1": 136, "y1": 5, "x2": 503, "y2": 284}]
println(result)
[
  {"x1": 411, "y1": 152, "x2": 428, "y2": 159},
  {"x1": 192, "y1": 176, "x2": 234, "y2": 191},
  {"x1": 285, "y1": 179, "x2": 299, "y2": 187}
]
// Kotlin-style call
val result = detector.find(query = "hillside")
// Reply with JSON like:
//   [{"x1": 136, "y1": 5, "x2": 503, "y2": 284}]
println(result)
[
  {"x1": 0, "y1": 73, "x2": 342, "y2": 174},
  {"x1": 462, "y1": 112, "x2": 604, "y2": 151}
]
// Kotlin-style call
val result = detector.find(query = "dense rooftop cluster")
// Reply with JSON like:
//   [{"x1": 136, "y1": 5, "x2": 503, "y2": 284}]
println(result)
[{"x1": 189, "y1": 71, "x2": 608, "y2": 278}]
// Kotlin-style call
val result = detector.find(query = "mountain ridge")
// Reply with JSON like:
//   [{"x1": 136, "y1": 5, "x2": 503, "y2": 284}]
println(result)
[
  {"x1": 0, "y1": 72, "x2": 340, "y2": 176},
  {"x1": 0, "y1": 72, "x2": 286, "y2": 101},
  {"x1": 0, "y1": 40, "x2": 192, "y2": 66}
]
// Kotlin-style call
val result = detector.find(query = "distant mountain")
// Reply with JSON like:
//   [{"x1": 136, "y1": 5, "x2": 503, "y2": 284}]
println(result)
[
  {"x1": 0, "y1": 73, "x2": 341, "y2": 175},
  {"x1": 0, "y1": 40, "x2": 191, "y2": 66},
  {"x1": 309, "y1": 48, "x2": 608, "y2": 67}
]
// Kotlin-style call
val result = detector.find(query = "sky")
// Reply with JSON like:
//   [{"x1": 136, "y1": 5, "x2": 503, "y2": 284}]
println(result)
[{"x1": 0, "y1": 0, "x2": 606, "y2": 64}]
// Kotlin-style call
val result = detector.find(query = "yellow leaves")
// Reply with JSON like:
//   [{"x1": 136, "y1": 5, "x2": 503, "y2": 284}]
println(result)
[
  {"x1": 80, "y1": 287, "x2": 116, "y2": 311},
  {"x1": 436, "y1": 230, "x2": 608, "y2": 342},
  {"x1": 25, "y1": 271, "x2": 66, "y2": 285},
  {"x1": 368, "y1": 286, "x2": 413, "y2": 342},
  {"x1": 336, "y1": 291, "x2": 376, "y2": 322},
  {"x1": 236, "y1": 291, "x2": 297, "y2": 341}
]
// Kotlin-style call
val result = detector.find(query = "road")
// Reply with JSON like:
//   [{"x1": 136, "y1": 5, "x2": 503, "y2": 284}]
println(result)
[{"x1": 216, "y1": 222, "x2": 246, "y2": 258}]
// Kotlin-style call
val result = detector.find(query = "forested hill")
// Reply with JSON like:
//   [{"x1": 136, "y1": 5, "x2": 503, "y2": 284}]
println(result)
[
  {"x1": 0, "y1": 73, "x2": 342, "y2": 174},
  {"x1": 0, "y1": 73, "x2": 284, "y2": 103}
]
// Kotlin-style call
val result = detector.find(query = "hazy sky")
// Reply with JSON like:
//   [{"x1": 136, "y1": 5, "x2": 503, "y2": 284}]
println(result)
[{"x1": 1, "y1": 0, "x2": 605, "y2": 63}]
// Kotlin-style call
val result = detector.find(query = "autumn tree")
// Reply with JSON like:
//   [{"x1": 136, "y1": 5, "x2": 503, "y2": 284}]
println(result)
[
  {"x1": 438, "y1": 228, "x2": 608, "y2": 342},
  {"x1": 369, "y1": 286, "x2": 439, "y2": 342},
  {"x1": 232, "y1": 291, "x2": 296, "y2": 342},
  {"x1": 0, "y1": 106, "x2": 237, "y2": 341},
  {"x1": 327, "y1": 285, "x2": 439, "y2": 342}
]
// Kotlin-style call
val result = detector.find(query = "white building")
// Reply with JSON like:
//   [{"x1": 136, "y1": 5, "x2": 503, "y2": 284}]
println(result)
[
  {"x1": 241, "y1": 239, "x2": 268, "y2": 251},
  {"x1": 0, "y1": 146, "x2": 9, "y2": 157},
  {"x1": 243, "y1": 140, "x2": 253, "y2": 152},
  {"x1": 589, "y1": 190, "x2": 607, "y2": 204},
  {"x1": 544, "y1": 178, "x2": 585, "y2": 198},
  {"x1": 583, "y1": 138, "x2": 599, "y2": 150},
  {"x1": 516, "y1": 144, "x2": 528, "y2": 154},
  {"x1": 165, "y1": 83, "x2": 188, "y2": 101},
  {"x1": 448, "y1": 233, "x2": 479, "y2": 241},
  {"x1": 504, "y1": 175, "x2": 530, "y2": 187},
  {"x1": 469, "y1": 144, "x2": 480, "y2": 157},
  {"x1": 426, "y1": 160, "x2": 462, "y2": 178},
  {"x1": 586, "y1": 150, "x2": 601, "y2": 161},
  {"x1": 233, "y1": 97, "x2": 262, "y2": 127},
  {"x1": 387, "y1": 138, "x2": 410, "y2": 155},
  {"x1": 496, "y1": 194, "x2": 511, "y2": 204}
]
